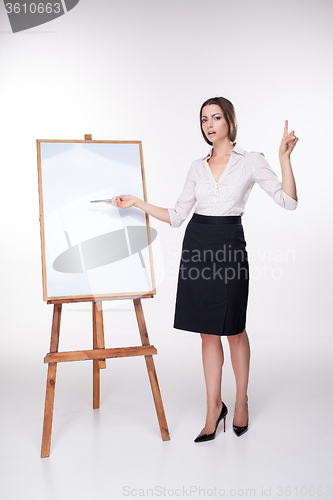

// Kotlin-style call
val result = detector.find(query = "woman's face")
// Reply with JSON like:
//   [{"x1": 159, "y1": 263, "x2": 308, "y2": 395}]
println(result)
[{"x1": 201, "y1": 104, "x2": 230, "y2": 143}]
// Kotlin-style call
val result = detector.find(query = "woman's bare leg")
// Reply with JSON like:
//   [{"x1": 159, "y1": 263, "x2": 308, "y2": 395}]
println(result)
[
  {"x1": 227, "y1": 328, "x2": 250, "y2": 426},
  {"x1": 200, "y1": 333, "x2": 224, "y2": 434}
]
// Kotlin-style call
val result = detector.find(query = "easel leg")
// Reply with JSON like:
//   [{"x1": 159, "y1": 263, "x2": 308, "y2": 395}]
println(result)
[
  {"x1": 41, "y1": 304, "x2": 62, "y2": 458},
  {"x1": 92, "y1": 301, "x2": 106, "y2": 409},
  {"x1": 93, "y1": 359, "x2": 100, "y2": 409},
  {"x1": 133, "y1": 299, "x2": 170, "y2": 441}
]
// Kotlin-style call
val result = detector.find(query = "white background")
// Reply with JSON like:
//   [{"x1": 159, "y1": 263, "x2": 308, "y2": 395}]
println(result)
[
  {"x1": 0, "y1": 0, "x2": 332, "y2": 337},
  {"x1": 0, "y1": 1, "x2": 332, "y2": 499}
]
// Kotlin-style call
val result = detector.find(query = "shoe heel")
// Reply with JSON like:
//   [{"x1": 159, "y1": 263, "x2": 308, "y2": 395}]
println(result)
[{"x1": 223, "y1": 416, "x2": 226, "y2": 432}]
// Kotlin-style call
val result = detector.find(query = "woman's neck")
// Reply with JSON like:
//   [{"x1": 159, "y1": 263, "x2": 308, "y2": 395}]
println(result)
[{"x1": 212, "y1": 139, "x2": 234, "y2": 157}]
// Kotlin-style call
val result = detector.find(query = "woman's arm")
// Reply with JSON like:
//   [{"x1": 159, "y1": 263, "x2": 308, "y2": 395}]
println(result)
[
  {"x1": 108, "y1": 195, "x2": 171, "y2": 224},
  {"x1": 108, "y1": 162, "x2": 197, "y2": 226},
  {"x1": 279, "y1": 120, "x2": 298, "y2": 201}
]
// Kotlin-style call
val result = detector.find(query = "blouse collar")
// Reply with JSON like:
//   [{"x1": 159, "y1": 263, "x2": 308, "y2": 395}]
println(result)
[{"x1": 204, "y1": 142, "x2": 246, "y2": 160}]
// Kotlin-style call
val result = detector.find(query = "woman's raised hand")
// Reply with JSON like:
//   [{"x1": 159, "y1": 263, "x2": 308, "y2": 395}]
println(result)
[
  {"x1": 279, "y1": 120, "x2": 299, "y2": 158},
  {"x1": 106, "y1": 195, "x2": 138, "y2": 209}
]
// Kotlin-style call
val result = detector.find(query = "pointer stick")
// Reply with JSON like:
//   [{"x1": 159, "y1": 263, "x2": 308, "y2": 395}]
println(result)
[{"x1": 90, "y1": 199, "x2": 113, "y2": 203}]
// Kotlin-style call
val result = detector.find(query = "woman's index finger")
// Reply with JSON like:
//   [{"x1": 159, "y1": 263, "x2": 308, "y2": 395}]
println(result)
[{"x1": 284, "y1": 120, "x2": 289, "y2": 134}]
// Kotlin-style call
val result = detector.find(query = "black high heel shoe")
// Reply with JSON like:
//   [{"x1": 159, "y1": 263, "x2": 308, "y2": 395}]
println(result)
[
  {"x1": 194, "y1": 402, "x2": 228, "y2": 443},
  {"x1": 233, "y1": 401, "x2": 249, "y2": 437}
]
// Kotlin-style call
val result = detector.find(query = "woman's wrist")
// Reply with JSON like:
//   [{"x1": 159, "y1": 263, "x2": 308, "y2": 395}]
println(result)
[
  {"x1": 279, "y1": 153, "x2": 291, "y2": 166},
  {"x1": 133, "y1": 196, "x2": 141, "y2": 208}
]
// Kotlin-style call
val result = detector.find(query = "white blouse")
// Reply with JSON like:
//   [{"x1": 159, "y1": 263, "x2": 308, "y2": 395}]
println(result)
[{"x1": 168, "y1": 143, "x2": 298, "y2": 228}]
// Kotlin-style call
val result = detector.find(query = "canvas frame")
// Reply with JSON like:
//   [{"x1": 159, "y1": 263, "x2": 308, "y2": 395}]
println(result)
[{"x1": 37, "y1": 139, "x2": 156, "y2": 302}]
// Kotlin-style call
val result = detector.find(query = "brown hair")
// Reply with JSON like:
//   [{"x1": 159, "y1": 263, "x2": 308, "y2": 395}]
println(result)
[{"x1": 200, "y1": 97, "x2": 237, "y2": 145}]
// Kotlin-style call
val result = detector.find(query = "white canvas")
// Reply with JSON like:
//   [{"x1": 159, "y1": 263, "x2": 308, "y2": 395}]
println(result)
[{"x1": 38, "y1": 141, "x2": 155, "y2": 299}]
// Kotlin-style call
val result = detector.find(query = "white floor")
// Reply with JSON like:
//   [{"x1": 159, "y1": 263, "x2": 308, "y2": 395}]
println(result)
[{"x1": 1, "y1": 307, "x2": 332, "y2": 500}]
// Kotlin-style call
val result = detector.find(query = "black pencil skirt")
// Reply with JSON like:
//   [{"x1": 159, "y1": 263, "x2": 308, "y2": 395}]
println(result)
[{"x1": 173, "y1": 213, "x2": 249, "y2": 336}]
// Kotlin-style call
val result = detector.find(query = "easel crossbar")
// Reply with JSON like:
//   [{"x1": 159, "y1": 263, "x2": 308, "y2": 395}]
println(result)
[{"x1": 44, "y1": 345, "x2": 157, "y2": 364}]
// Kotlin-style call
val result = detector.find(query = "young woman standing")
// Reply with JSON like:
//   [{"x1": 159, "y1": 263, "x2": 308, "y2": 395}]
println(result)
[{"x1": 109, "y1": 97, "x2": 298, "y2": 442}]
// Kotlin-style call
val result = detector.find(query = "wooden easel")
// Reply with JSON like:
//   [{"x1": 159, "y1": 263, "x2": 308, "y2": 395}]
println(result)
[
  {"x1": 41, "y1": 295, "x2": 170, "y2": 457},
  {"x1": 40, "y1": 133, "x2": 170, "y2": 457}
]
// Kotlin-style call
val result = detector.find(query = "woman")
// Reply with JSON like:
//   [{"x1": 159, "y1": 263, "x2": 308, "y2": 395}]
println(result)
[{"x1": 109, "y1": 97, "x2": 298, "y2": 442}]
